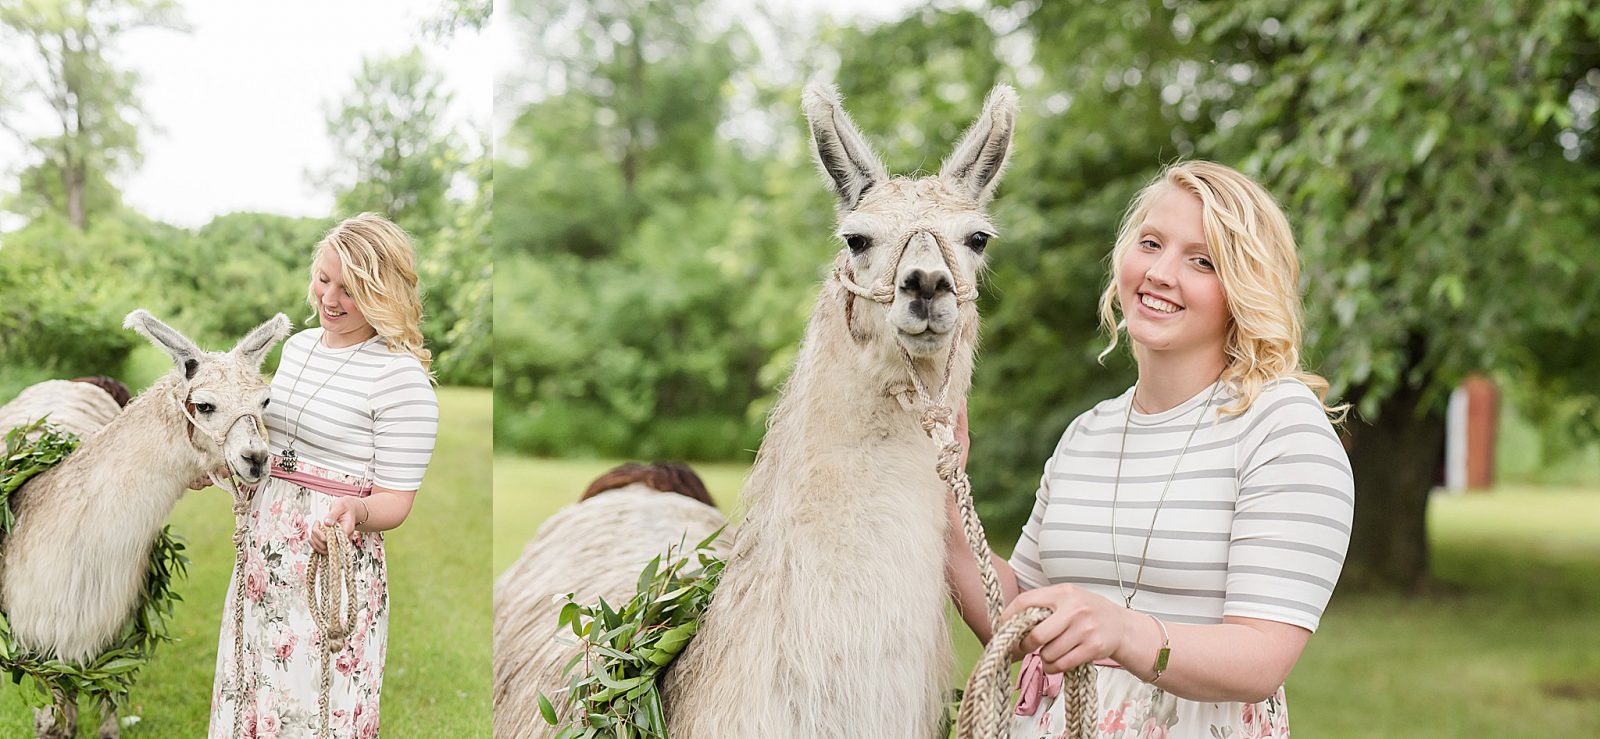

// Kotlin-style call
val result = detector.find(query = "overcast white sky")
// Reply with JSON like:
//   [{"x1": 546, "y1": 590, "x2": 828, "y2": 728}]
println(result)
[
  {"x1": 1, "y1": 0, "x2": 931, "y2": 232},
  {"x1": 0, "y1": 0, "x2": 491, "y2": 230}
]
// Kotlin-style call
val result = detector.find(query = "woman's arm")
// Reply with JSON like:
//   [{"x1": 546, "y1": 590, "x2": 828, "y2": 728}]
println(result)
[
  {"x1": 1002, "y1": 585, "x2": 1310, "y2": 703},
  {"x1": 945, "y1": 494, "x2": 1021, "y2": 644},
  {"x1": 310, "y1": 486, "x2": 416, "y2": 553},
  {"x1": 945, "y1": 400, "x2": 1030, "y2": 643}
]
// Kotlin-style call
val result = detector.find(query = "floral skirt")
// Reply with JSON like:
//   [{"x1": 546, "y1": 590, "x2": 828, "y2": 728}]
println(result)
[
  {"x1": 1010, "y1": 665, "x2": 1290, "y2": 739},
  {"x1": 208, "y1": 470, "x2": 389, "y2": 739}
]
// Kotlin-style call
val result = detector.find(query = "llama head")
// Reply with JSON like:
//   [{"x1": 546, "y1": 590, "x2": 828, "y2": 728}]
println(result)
[
  {"x1": 124, "y1": 310, "x2": 290, "y2": 484},
  {"x1": 803, "y1": 83, "x2": 1017, "y2": 359}
]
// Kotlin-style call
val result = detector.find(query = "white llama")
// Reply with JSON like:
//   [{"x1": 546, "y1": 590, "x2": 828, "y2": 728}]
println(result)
[
  {"x1": 494, "y1": 83, "x2": 1017, "y2": 738},
  {"x1": 0, "y1": 310, "x2": 289, "y2": 739},
  {"x1": 663, "y1": 81, "x2": 1016, "y2": 739}
]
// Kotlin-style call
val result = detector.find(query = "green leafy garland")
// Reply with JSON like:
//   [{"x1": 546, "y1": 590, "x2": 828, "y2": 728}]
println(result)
[
  {"x1": 539, "y1": 528, "x2": 725, "y2": 739},
  {"x1": 0, "y1": 417, "x2": 189, "y2": 708}
]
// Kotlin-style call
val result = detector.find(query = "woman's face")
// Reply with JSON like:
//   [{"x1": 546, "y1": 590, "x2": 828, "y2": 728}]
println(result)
[
  {"x1": 311, "y1": 249, "x2": 376, "y2": 346},
  {"x1": 1116, "y1": 185, "x2": 1229, "y2": 362}
]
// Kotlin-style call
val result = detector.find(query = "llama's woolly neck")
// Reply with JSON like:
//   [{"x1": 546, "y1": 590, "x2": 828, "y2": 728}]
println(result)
[
  {"x1": 738, "y1": 280, "x2": 975, "y2": 522},
  {"x1": 44, "y1": 371, "x2": 203, "y2": 516},
  {"x1": 664, "y1": 278, "x2": 975, "y2": 739}
]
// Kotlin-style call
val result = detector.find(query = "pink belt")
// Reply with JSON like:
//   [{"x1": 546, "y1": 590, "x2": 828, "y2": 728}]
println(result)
[{"x1": 268, "y1": 454, "x2": 374, "y2": 498}]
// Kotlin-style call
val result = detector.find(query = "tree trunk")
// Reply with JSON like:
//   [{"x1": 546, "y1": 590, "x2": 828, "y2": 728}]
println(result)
[
  {"x1": 65, "y1": 159, "x2": 86, "y2": 230},
  {"x1": 1341, "y1": 379, "x2": 1446, "y2": 592}
]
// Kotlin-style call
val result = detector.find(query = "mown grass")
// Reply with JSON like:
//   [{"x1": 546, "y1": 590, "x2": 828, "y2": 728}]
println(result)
[
  {"x1": 1, "y1": 386, "x2": 493, "y2": 737},
  {"x1": 493, "y1": 456, "x2": 1600, "y2": 737}
]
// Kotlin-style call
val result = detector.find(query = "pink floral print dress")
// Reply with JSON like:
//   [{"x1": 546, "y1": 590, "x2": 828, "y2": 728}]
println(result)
[
  {"x1": 208, "y1": 463, "x2": 389, "y2": 739},
  {"x1": 1010, "y1": 664, "x2": 1291, "y2": 739}
]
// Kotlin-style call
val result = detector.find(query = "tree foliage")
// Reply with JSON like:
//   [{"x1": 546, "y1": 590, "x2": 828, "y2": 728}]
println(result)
[
  {"x1": 496, "y1": 0, "x2": 826, "y2": 456},
  {"x1": 0, "y1": 0, "x2": 186, "y2": 228},
  {"x1": 320, "y1": 46, "x2": 491, "y2": 386},
  {"x1": 323, "y1": 47, "x2": 458, "y2": 238}
]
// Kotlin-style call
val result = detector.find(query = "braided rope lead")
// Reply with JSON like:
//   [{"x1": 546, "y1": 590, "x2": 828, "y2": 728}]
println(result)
[
  {"x1": 189, "y1": 401, "x2": 269, "y2": 739},
  {"x1": 206, "y1": 470, "x2": 253, "y2": 739},
  {"x1": 307, "y1": 520, "x2": 358, "y2": 739},
  {"x1": 933, "y1": 403, "x2": 1097, "y2": 739}
]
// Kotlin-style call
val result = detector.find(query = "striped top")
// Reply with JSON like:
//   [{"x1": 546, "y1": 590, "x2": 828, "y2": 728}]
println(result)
[
  {"x1": 265, "y1": 329, "x2": 439, "y2": 491},
  {"x1": 1010, "y1": 379, "x2": 1353, "y2": 632}
]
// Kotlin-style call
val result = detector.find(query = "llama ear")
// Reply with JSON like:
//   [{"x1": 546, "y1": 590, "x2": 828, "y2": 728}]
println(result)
[
  {"x1": 124, "y1": 309, "x2": 204, "y2": 380},
  {"x1": 231, "y1": 313, "x2": 291, "y2": 368},
  {"x1": 803, "y1": 82, "x2": 889, "y2": 212},
  {"x1": 939, "y1": 84, "x2": 1018, "y2": 204}
]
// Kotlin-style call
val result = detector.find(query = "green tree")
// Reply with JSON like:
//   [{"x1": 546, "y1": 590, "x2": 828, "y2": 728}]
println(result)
[
  {"x1": 498, "y1": 0, "x2": 746, "y2": 259},
  {"x1": 0, "y1": 210, "x2": 167, "y2": 392},
  {"x1": 971, "y1": 0, "x2": 1600, "y2": 590},
  {"x1": 496, "y1": 0, "x2": 786, "y2": 453},
  {"x1": 171, "y1": 212, "x2": 330, "y2": 348},
  {"x1": 0, "y1": 0, "x2": 185, "y2": 229},
  {"x1": 321, "y1": 47, "x2": 456, "y2": 237},
  {"x1": 1190, "y1": 1, "x2": 1600, "y2": 589},
  {"x1": 424, "y1": 131, "x2": 492, "y2": 386}
]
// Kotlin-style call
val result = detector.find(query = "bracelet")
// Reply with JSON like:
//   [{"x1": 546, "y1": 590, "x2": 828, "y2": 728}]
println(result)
[
  {"x1": 1146, "y1": 612, "x2": 1171, "y2": 683},
  {"x1": 356, "y1": 498, "x2": 370, "y2": 527}
]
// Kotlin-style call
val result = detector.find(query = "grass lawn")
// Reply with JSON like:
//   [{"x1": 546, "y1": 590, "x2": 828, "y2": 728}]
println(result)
[
  {"x1": 494, "y1": 456, "x2": 1600, "y2": 737},
  {"x1": 1, "y1": 386, "x2": 493, "y2": 737}
]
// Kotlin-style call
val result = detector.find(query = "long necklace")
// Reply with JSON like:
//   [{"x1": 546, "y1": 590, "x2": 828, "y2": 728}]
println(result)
[
  {"x1": 275, "y1": 333, "x2": 370, "y2": 472},
  {"x1": 1109, "y1": 380, "x2": 1222, "y2": 608}
]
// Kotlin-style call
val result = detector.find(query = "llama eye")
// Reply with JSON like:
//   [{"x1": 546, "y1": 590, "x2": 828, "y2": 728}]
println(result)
[
  {"x1": 965, "y1": 232, "x2": 992, "y2": 253},
  {"x1": 844, "y1": 235, "x2": 870, "y2": 254},
  {"x1": 260, "y1": 398, "x2": 271, "y2": 409},
  {"x1": 196, "y1": 403, "x2": 216, "y2": 414}
]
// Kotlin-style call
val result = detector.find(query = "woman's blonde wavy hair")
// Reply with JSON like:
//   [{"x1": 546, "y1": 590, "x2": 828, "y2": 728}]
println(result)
[
  {"x1": 308, "y1": 213, "x2": 435, "y2": 379},
  {"x1": 1097, "y1": 161, "x2": 1343, "y2": 419}
]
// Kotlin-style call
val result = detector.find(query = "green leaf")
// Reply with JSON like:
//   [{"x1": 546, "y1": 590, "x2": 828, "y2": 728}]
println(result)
[
  {"x1": 636, "y1": 555, "x2": 661, "y2": 596},
  {"x1": 539, "y1": 693, "x2": 559, "y2": 725}
]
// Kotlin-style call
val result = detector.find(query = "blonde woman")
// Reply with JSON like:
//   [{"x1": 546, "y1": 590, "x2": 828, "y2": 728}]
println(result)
[
  {"x1": 208, "y1": 213, "x2": 439, "y2": 738},
  {"x1": 948, "y1": 162, "x2": 1354, "y2": 738}
]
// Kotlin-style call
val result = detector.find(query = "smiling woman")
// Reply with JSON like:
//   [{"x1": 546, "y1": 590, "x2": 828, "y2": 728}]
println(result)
[
  {"x1": 207, "y1": 213, "x2": 440, "y2": 739},
  {"x1": 950, "y1": 161, "x2": 1355, "y2": 738}
]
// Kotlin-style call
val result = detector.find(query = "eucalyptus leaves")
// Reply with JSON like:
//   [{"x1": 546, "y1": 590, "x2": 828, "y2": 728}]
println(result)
[
  {"x1": 0, "y1": 418, "x2": 189, "y2": 708},
  {"x1": 539, "y1": 529, "x2": 725, "y2": 739}
]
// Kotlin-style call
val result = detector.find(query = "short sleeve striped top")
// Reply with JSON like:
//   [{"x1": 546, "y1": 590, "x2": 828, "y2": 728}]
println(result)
[
  {"x1": 265, "y1": 329, "x2": 439, "y2": 491},
  {"x1": 1009, "y1": 378, "x2": 1354, "y2": 632}
]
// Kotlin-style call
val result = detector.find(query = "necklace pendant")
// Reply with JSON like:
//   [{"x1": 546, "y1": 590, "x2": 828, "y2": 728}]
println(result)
[{"x1": 277, "y1": 449, "x2": 298, "y2": 473}]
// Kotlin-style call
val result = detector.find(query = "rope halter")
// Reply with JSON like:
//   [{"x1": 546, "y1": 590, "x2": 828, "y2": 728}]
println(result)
[
  {"x1": 174, "y1": 386, "x2": 267, "y2": 502},
  {"x1": 832, "y1": 228, "x2": 981, "y2": 306}
]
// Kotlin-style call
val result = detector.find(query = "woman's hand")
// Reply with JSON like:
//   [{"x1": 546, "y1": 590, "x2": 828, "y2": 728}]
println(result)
[
  {"x1": 1001, "y1": 584, "x2": 1146, "y2": 674},
  {"x1": 310, "y1": 498, "x2": 360, "y2": 554},
  {"x1": 186, "y1": 465, "x2": 232, "y2": 491}
]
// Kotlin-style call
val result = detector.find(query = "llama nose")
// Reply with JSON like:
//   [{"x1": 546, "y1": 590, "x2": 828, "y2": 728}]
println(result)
[
  {"x1": 243, "y1": 450, "x2": 268, "y2": 476},
  {"x1": 900, "y1": 269, "x2": 952, "y2": 301}
]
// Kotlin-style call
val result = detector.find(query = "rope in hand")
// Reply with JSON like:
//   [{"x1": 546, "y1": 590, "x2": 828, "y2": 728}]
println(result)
[
  {"x1": 307, "y1": 520, "x2": 358, "y2": 739},
  {"x1": 835, "y1": 236, "x2": 1096, "y2": 739},
  {"x1": 930, "y1": 398, "x2": 1095, "y2": 739}
]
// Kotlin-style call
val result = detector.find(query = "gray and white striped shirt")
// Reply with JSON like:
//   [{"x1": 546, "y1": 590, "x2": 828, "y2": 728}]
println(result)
[
  {"x1": 1010, "y1": 379, "x2": 1353, "y2": 632},
  {"x1": 266, "y1": 329, "x2": 439, "y2": 491}
]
